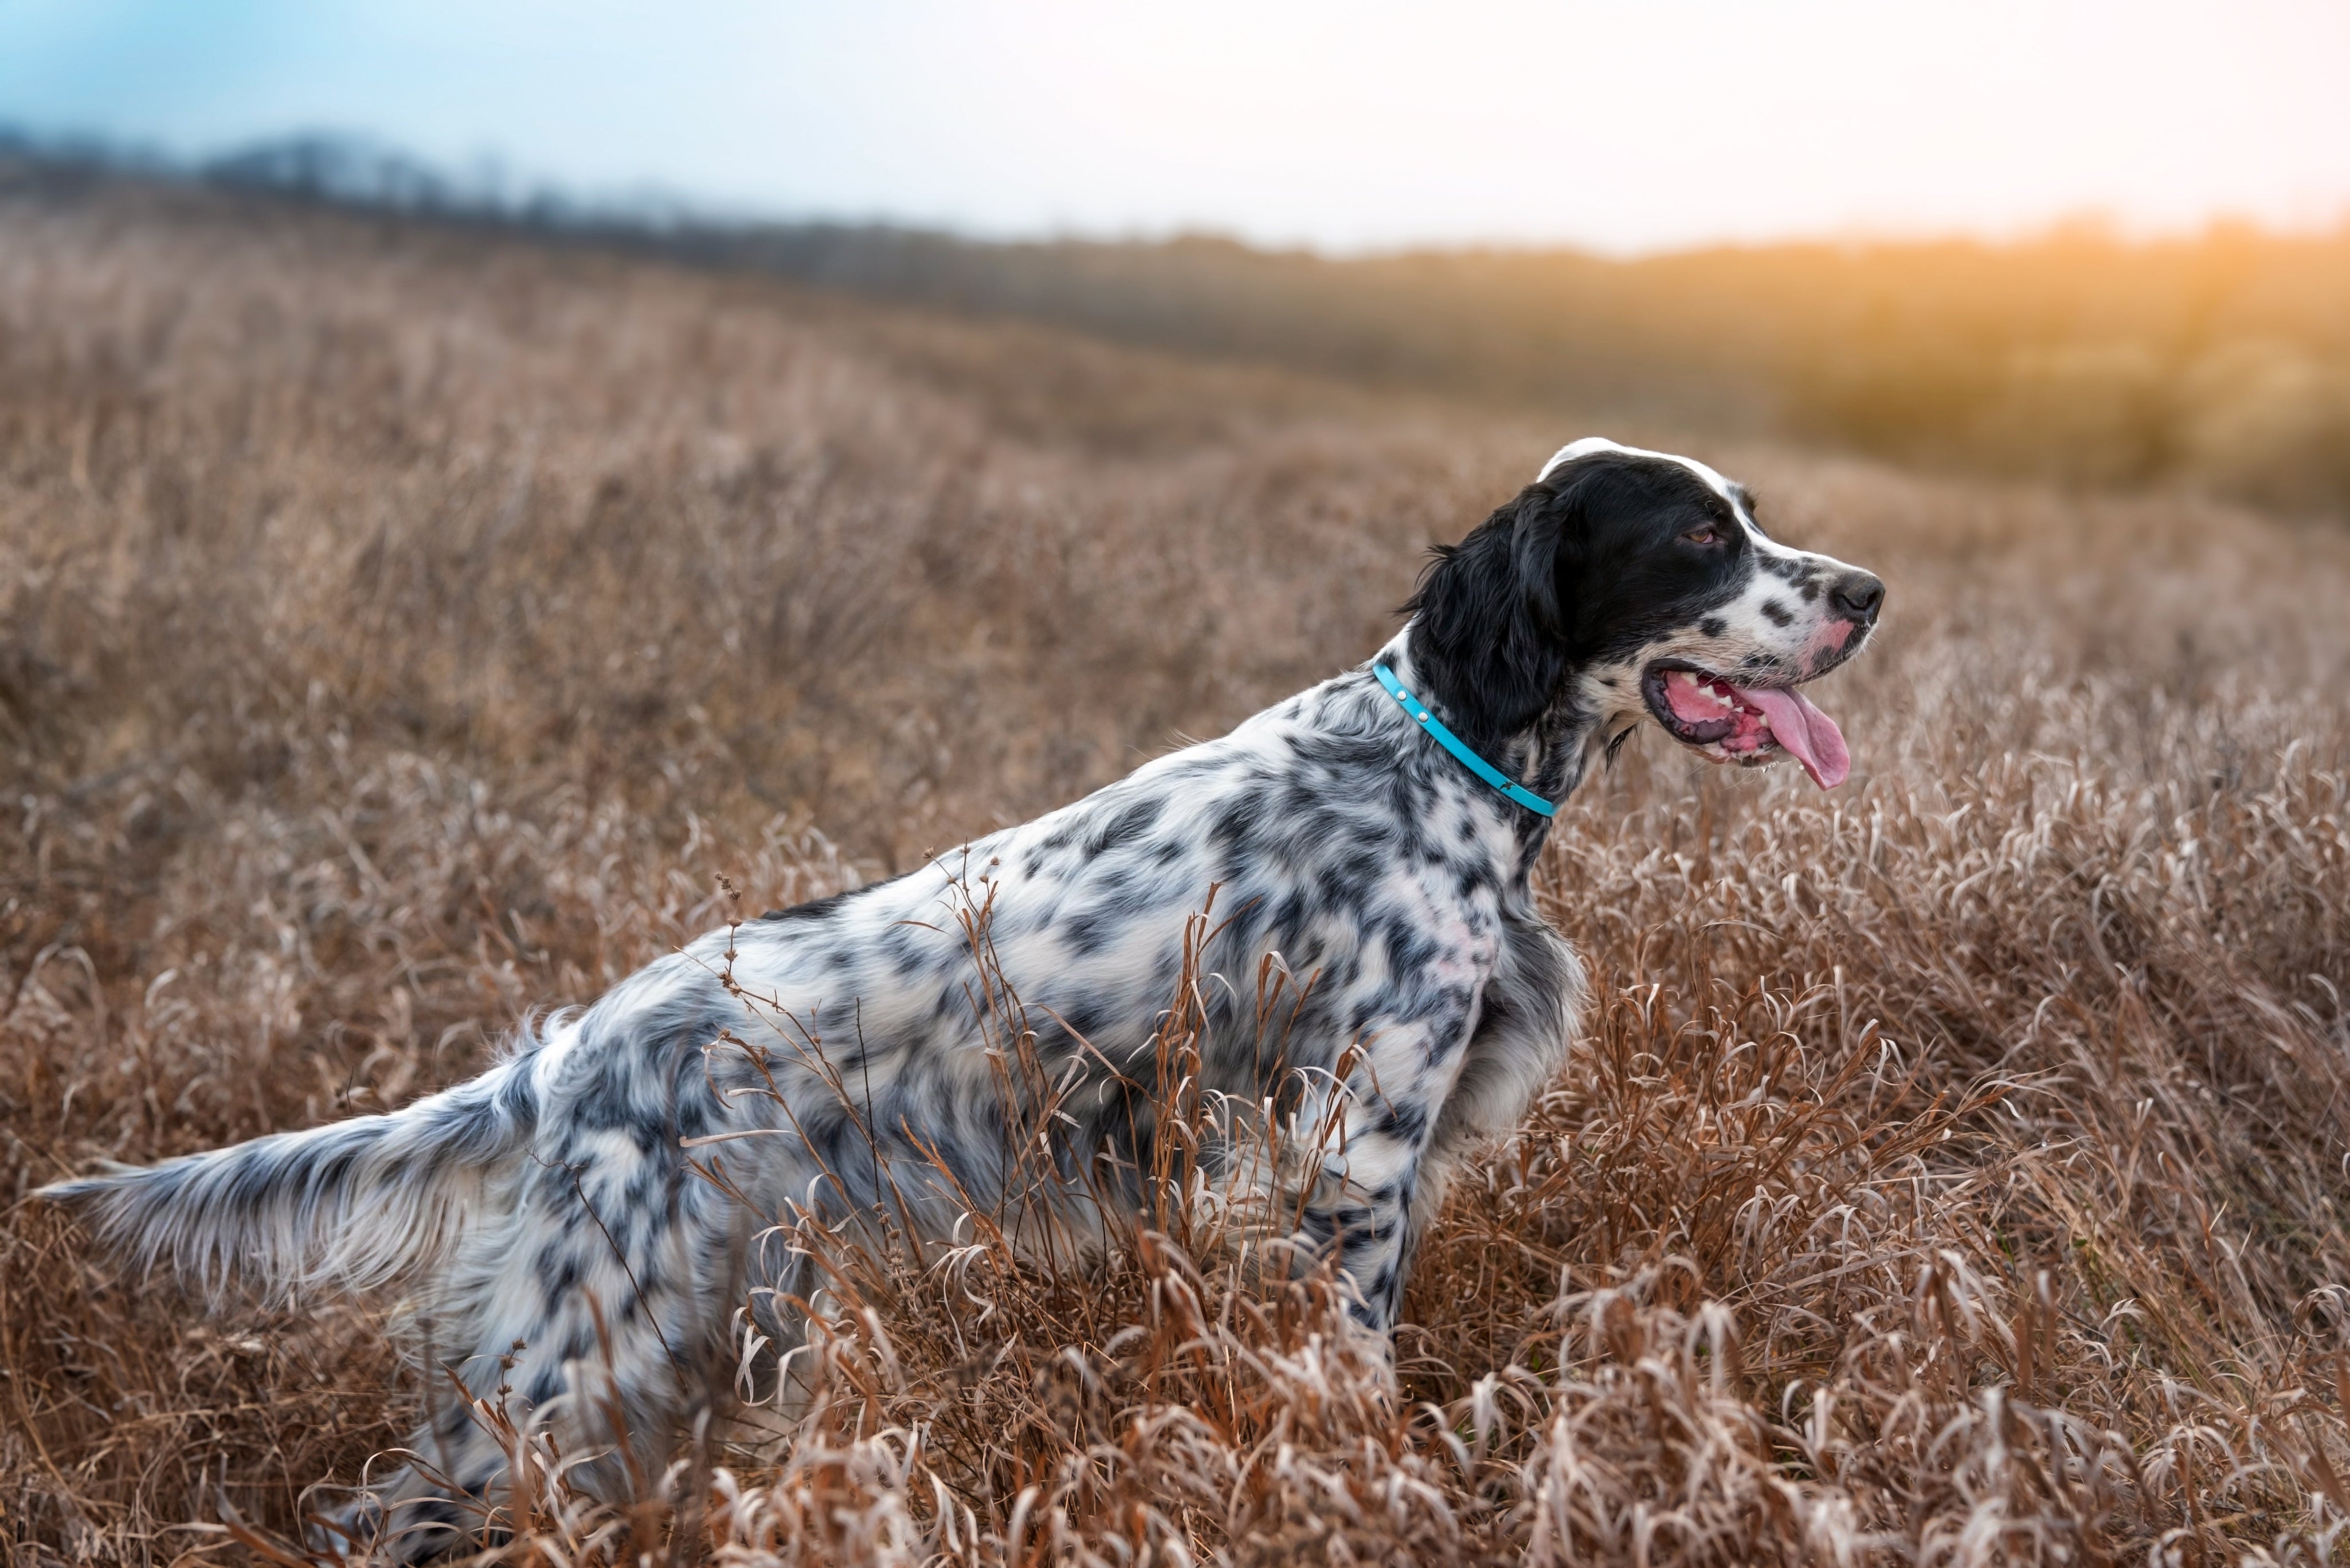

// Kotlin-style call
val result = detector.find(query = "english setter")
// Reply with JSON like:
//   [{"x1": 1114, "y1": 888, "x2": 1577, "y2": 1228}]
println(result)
[{"x1": 44, "y1": 438, "x2": 1883, "y2": 1555}]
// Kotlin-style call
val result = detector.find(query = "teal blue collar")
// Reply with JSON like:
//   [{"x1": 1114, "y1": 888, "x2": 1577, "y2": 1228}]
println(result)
[{"x1": 1372, "y1": 663, "x2": 1556, "y2": 818}]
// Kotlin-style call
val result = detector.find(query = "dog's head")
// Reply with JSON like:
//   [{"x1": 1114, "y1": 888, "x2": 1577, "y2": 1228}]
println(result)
[{"x1": 1405, "y1": 437, "x2": 1883, "y2": 788}]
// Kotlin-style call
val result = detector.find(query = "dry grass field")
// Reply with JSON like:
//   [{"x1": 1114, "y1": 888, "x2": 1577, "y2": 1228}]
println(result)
[{"x1": 5, "y1": 179, "x2": 2350, "y2": 1565}]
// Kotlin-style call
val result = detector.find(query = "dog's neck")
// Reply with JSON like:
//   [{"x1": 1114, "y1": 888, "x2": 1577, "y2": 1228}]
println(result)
[{"x1": 1379, "y1": 628, "x2": 1599, "y2": 852}]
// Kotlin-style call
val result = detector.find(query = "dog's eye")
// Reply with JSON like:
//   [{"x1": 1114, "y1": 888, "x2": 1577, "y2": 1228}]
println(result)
[{"x1": 1682, "y1": 527, "x2": 1720, "y2": 546}]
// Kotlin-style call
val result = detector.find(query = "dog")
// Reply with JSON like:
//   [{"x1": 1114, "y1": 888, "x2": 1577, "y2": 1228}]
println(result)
[{"x1": 42, "y1": 438, "x2": 1882, "y2": 1555}]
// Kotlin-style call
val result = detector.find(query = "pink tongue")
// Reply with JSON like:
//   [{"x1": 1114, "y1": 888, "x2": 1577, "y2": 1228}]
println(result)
[{"x1": 1733, "y1": 684, "x2": 1851, "y2": 790}]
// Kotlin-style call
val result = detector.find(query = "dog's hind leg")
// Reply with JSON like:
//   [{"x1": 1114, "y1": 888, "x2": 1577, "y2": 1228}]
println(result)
[
  {"x1": 308, "y1": 1451, "x2": 485, "y2": 1565},
  {"x1": 316, "y1": 1134, "x2": 743, "y2": 1557},
  {"x1": 503, "y1": 1142, "x2": 738, "y2": 1491}
]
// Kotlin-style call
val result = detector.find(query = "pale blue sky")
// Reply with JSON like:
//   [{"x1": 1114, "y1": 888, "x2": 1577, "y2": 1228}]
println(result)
[{"x1": 4, "y1": 0, "x2": 2348, "y2": 253}]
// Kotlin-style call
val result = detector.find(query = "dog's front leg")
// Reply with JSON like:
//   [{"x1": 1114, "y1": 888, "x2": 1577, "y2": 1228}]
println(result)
[{"x1": 1295, "y1": 995, "x2": 1478, "y2": 1333}]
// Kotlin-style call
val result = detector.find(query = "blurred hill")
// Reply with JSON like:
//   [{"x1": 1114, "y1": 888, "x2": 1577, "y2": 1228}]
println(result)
[{"x1": 6, "y1": 129, "x2": 2349, "y2": 516}]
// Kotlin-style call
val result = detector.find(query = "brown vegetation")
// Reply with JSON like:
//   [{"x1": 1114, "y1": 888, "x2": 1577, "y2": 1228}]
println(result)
[{"x1": 4, "y1": 180, "x2": 2350, "y2": 1565}]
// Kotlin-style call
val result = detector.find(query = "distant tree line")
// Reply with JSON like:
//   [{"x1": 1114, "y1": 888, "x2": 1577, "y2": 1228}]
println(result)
[{"x1": 6, "y1": 128, "x2": 2347, "y2": 516}]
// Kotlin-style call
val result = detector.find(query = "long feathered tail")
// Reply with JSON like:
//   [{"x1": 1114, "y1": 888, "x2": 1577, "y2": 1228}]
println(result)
[{"x1": 37, "y1": 1055, "x2": 540, "y2": 1304}]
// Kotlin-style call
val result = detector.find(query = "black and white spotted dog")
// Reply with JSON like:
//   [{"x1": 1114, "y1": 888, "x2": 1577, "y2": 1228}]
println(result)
[{"x1": 43, "y1": 438, "x2": 1882, "y2": 1553}]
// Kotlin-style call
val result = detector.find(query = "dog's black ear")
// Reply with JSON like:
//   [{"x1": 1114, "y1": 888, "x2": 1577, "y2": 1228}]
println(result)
[{"x1": 1403, "y1": 477, "x2": 1585, "y2": 757}]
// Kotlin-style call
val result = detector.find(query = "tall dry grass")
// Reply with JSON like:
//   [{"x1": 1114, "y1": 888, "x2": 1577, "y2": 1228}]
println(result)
[{"x1": 4, "y1": 181, "x2": 2350, "y2": 1565}]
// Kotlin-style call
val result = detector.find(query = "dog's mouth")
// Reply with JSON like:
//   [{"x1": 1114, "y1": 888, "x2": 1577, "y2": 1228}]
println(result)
[{"x1": 1640, "y1": 661, "x2": 1851, "y2": 790}]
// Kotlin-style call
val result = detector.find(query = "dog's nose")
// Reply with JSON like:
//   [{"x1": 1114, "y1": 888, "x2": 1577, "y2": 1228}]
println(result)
[{"x1": 1829, "y1": 570, "x2": 1885, "y2": 626}]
